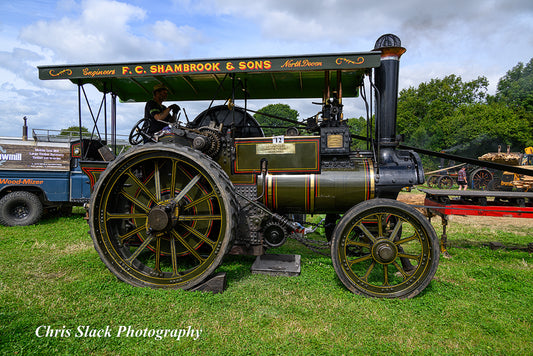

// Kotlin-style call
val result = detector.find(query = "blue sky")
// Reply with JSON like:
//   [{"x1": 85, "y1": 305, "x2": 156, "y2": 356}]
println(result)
[{"x1": 0, "y1": 0, "x2": 532, "y2": 138}]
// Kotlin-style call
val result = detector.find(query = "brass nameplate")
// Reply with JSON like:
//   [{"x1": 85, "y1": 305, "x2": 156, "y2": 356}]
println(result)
[
  {"x1": 256, "y1": 143, "x2": 296, "y2": 154},
  {"x1": 327, "y1": 134, "x2": 343, "y2": 148}
]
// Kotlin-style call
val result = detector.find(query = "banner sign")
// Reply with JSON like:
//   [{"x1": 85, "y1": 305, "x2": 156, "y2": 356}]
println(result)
[
  {"x1": 38, "y1": 52, "x2": 381, "y2": 81},
  {"x1": 0, "y1": 141, "x2": 70, "y2": 171}
]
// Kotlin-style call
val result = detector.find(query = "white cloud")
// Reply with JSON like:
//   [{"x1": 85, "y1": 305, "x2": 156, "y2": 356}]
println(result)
[
  {"x1": 1, "y1": 0, "x2": 532, "y2": 138},
  {"x1": 19, "y1": 0, "x2": 159, "y2": 62},
  {"x1": 150, "y1": 20, "x2": 204, "y2": 56}
]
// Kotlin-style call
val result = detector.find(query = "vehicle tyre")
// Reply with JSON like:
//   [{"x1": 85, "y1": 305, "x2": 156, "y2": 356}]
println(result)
[
  {"x1": 89, "y1": 144, "x2": 238, "y2": 289},
  {"x1": 331, "y1": 198, "x2": 439, "y2": 299},
  {"x1": 471, "y1": 168, "x2": 493, "y2": 190},
  {"x1": 0, "y1": 191, "x2": 43, "y2": 226},
  {"x1": 437, "y1": 175, "x2": 454, "y2": 189},
  {"x1": 427, "y1": 175, "x2": 439, "y2": 188},
  {"x1": 487, "y1": 178, "x2": 501, "y2": 191}
]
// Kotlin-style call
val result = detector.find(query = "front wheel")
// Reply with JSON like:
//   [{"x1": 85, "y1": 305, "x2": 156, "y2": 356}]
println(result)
[
  {"x1": 0, "y1": 191, "x2": 43, "y2": 226},
  {"x1": 331, "y1": 199, "x2": 439, "y2": 298}
]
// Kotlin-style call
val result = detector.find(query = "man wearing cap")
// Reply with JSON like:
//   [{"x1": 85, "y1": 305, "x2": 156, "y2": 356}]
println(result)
[{"x1": 144, "y1": 84, "x2": 180, "y2": 138}]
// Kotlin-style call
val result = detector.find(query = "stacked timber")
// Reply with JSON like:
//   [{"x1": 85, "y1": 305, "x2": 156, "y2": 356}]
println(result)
[
  {"x1": 478, "y1": 152, "x2": 521, "y2": 165},
  {"x1": 513, "y1": 166, "x2": 533, "y2": 191}
]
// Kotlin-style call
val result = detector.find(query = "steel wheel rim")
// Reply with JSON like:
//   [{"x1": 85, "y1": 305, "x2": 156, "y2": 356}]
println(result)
[
  {"x1": 336, "y1": 207, "x2": 433, "y2": 297},
  {"x1": 92, "y1": 149, "x2": 228, "y2": 287},
  {"x1": 9, "y1": 203, "x2": 29, "y2": 219},
  {"x1": 439, "y1": 176, "x2": 453, "y2": 189},
  {"x1": 473, "y1": 170, "x2": 492, "y2": 189}
]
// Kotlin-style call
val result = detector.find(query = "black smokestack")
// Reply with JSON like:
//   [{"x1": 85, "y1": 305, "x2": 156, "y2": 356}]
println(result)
[
  {"x1": 22, "y1": 116, "x2": 28, "y2": 141},
  {"x1": 373, "y1": 34, "x2": 405, "y2": 146}
]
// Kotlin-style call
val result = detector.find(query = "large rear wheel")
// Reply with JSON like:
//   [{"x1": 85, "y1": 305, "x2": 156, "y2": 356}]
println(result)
[
  {"x1": 89, "y1": 144, "x2": 237, "y2": 289},
  {"x1": 331, "y1": 199, "x2": 439, "y2": 299}
]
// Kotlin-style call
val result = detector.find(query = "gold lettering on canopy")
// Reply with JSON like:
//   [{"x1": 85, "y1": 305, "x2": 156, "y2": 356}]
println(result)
[
  {"x1": 336, "y1": 57, "x2": 365, "y2": 65},
  {"x1": 281, "y1": 59, "x2": 323, "y2": 69},
  {"x1": 49, "y1": 69, "x2": 72, "y2": 77}
]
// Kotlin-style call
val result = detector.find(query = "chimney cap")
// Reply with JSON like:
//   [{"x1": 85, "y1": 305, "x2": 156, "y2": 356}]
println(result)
[{"x1": 374, "y1": 34, "x2": 402, "y2": 50}]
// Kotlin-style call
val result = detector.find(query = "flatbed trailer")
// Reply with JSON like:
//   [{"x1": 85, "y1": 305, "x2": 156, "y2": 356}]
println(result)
[{"x1": 420, "y1": 188, "x2": 533, "y2": 254}]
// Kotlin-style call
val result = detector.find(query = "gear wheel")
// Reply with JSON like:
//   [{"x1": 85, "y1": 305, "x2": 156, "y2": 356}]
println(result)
[
  {"x1": 262, "y1": 221, "x2": 287, "y2": 248},
  {"x1": 198, "y1": 127, "x2": 222, "y2": 157}
]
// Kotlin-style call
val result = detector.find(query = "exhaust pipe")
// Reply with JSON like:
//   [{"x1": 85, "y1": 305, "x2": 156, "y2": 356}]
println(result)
[
  {"x1": 373, "y1": 34, "x2": 406, "y2": 147},
  {"x1": 22, "y1": 116, "x2": 28, "y2": 141},
  {"x1": 372, "y1": 35, "x2": 425, "y2": 198}
]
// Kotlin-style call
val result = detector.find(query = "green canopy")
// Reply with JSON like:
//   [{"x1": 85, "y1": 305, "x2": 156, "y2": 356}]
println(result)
[{"x1": 38, "y1": 52, "x2": 381, "y2": 102}]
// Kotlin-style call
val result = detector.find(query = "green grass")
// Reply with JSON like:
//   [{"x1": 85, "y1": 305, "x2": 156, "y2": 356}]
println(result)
[{"x1": 1, "y1": 209, "x2": 532, "y2": 355}]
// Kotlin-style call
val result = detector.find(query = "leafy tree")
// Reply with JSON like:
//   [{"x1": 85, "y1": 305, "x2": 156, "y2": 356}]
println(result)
[
  {"x1": 59, "y1": 126, "x2": 89, "y2": 136},
  {"x1": 493, "y1": 58, "x2": 533, "y2": 112},
  {"x1": 397, "y1": 74, "x2": 489, "y2": 153},
  {"x1": 396, "y1": 68, "x2": 533, "y2": 170},
  {"x1": 439, "y1": 102, "x2": 533, "y2": 156},
  {"x1": 491, "y1": 58, "x2": 533, "y2": 149},
  {"x1": 253, "y1": 104, "x2": 299, "y2": 136},
  {"x1": 347, "y1": 116, "x2": 372, "y2": 150}
]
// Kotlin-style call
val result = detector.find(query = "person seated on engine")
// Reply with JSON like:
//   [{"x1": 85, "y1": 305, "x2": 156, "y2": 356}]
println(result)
[{"x1": 144, "y1": 84, "x2": 180, "y2": 140}]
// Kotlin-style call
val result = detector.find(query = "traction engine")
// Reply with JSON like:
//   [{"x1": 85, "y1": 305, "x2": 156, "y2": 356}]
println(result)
[{"x1": 84, "y1": 34, "x2": 439, "y2": 298}]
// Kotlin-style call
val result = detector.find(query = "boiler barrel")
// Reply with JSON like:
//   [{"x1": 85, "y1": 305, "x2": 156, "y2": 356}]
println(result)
[{"x1": 257, "y1": 159, "x2": 374, "y2": 214}]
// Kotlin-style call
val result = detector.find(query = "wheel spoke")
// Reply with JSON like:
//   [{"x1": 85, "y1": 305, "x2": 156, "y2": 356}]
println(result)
[
  {"x1": 377, "y1": 214, "x2": 384, "y2": 237},
  {"x1": 392, "y1": 260, "x2": 409, "y2": 278},
  {"x1": 398, "y1": 252, "x2": 421, "y2": 262},
  {"x1": 154, "y1": 238, "x2": 161, "y2": 273},
  {"x1": 383, "y1": 264, "x2": 389, "y2": 286},
  {"x1": 170, "y1": 235, "x2": 179, "y2": 277},
  {"x1": 121, "y1": 190, "x2": 150, "y2": 213},
  {"x1": 361, "y1": 260, "x2": 376, "y2": 281},
  {"x1": 357, "y1": 223, "x2": 378, "y2": 244},
  {"x1": 119, "y1": 224, "x2": 146, "y2": 242},
  {"x1": 347, "y1": 254, "x2": 373, "y2": 266},
  {"x1": 173, "y1": 174, "x2": 201, "y2": 203},
  {"x1": 126, "y1": 170, "x2": 158, "y2": 203},
  {"x1": 170, "y1": 160, "x2": 178, "y2": 198},
  {"x1": 126, "y1": 234, "x2": 155, "y2": 264},
  {"x1": 183, "y1": 191, "x2": 216, "y2": 210},
  {"x1": 178, "y1": 214, "x2": 221, "y2": 221},
  {"x1": 153, "y1": 161, "x2": 162, "y2": 202},
  {"x1": 389, "y1": 219, "x2": 403, "y2": 241},
  {"x1": 179, "y1": 223, "x2": 216, "y2": 247},
  {"x1": 106, "y1": 212, "x2": 147, "y2": 221},
  {"x1": 171, "y1": 230, "x2": 205, "y2": 263},
  {"x1": 346, "y1": 240, "x2": 371, "y2": 248},
  {"x1": 395, "y1": 234, "x2": 418, "y2": 245}
]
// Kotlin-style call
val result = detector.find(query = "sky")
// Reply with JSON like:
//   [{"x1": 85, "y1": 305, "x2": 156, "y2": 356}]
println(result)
[{"x1": 0, "y1": 0, "x2": 532, "y2": 138}]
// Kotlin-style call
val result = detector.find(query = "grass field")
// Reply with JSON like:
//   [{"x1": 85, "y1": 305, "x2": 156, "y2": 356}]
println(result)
[{"x1": 1, "y1": 197, "x2": 532, "y2": 355}]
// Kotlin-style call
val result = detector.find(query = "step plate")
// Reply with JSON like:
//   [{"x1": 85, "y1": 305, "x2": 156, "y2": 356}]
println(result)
[{"x1": 251, "y1": 254, "x2": 301, "y2": 277}]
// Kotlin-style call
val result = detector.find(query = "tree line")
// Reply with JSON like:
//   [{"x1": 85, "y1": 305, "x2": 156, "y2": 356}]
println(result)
[{"x1": 397, "y1": 58, "x2": 533, "y2": 163}]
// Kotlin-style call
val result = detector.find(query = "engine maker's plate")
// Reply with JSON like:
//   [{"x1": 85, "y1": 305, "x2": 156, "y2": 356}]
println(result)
[{"x1": 234, "y1": 136, "x2": 320, "y2": 174}]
